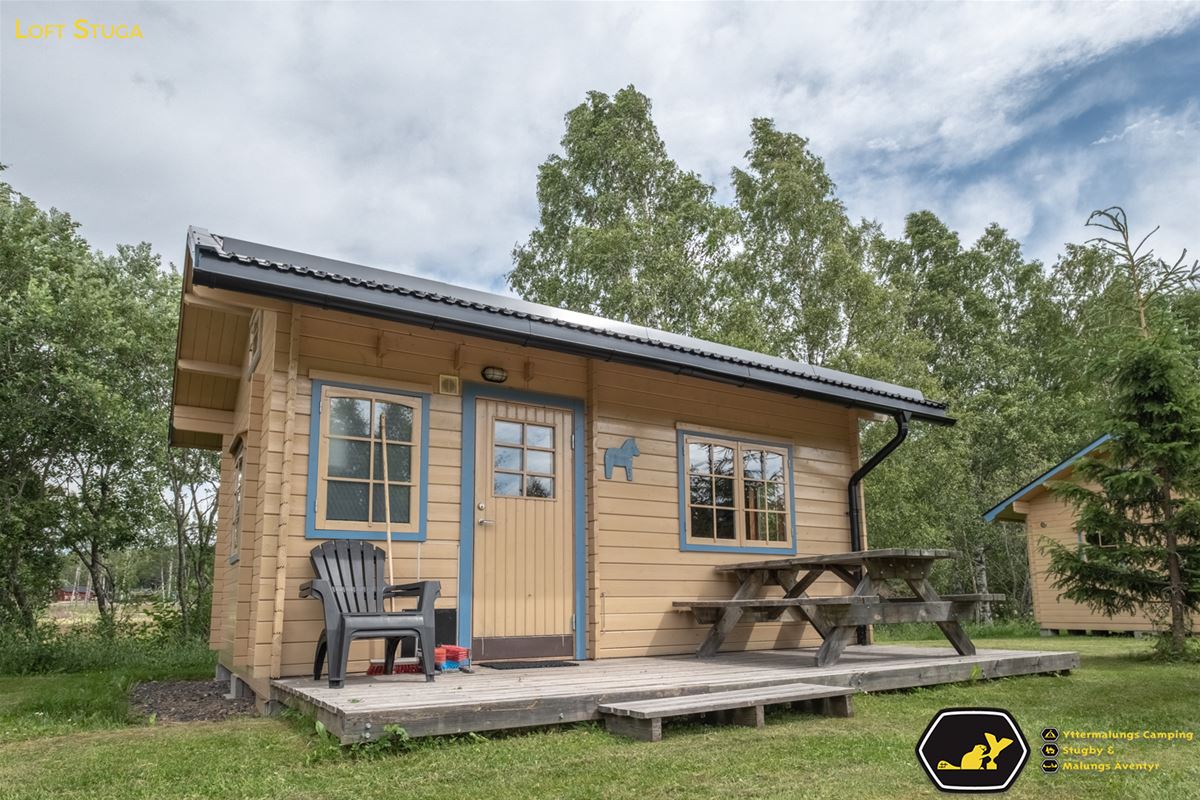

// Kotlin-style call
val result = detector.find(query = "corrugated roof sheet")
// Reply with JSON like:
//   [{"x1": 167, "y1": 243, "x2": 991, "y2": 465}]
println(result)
[{"x1": 186, "y1": 226, "x2": 953, "y2": 424}]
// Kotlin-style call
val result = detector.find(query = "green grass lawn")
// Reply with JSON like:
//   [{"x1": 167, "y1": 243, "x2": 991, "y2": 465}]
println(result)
[{"x1": 1, "y1": 636, "x2": 1197, "y2": 800}]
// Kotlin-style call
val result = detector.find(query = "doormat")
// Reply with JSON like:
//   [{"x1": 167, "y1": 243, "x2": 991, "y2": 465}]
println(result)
[{"x1": 478, "y1": 660, "x2": 579, "y2": 670}]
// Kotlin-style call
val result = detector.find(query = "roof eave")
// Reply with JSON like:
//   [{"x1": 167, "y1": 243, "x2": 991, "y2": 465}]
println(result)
[
  {"x1": 190, "y1": 244, "x2": 955, "y2": 426},
  {"x1": 982, "y1": 434, "x2": 1112, "y2": 522}
]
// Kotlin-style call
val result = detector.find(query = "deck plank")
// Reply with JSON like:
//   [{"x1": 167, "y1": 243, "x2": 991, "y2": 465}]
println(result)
[
  {"x1": 599, "y1": 682, "x2": 855, "y2": 718},
  {"x1": 270, "y1": 644, "x2": 1079, "y2": 743}
]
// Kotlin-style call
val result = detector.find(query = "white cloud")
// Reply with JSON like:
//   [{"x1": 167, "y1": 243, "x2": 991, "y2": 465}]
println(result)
[{"x1": 1, "y1": 1, "x2": 1197, "y2": 289}]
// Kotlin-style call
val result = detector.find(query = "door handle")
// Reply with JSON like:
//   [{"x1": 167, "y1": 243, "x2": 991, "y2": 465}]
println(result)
[{"x1": 478, "y1": 518, "x2": 495, "y2": 527}]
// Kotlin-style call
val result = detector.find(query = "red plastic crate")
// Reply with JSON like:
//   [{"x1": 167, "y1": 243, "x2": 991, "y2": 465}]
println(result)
[{"x1": 443, "y1": 645, "x2": 470, "y2": 661}]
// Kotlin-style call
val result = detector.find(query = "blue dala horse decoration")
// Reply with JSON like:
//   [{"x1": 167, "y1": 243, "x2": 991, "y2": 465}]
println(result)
[{"x1": 604, "y1": 438, "x2": 640, "y2": 481}]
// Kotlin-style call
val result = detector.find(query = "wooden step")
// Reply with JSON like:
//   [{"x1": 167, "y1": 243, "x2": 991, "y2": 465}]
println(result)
[{"x1": 599, "y1": 682, "x2": 856, "y2": 742}]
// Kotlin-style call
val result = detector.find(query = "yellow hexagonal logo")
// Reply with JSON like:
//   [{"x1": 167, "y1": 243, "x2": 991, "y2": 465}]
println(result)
[{"x1": 916, "y1": 708, "x2": 1030, "y2": 793}]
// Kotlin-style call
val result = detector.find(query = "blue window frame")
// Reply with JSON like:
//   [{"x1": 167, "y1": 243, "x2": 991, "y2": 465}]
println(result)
[
  {"x1": 677, "y1": 429, "x2": 799, "y2": 555},
  {"x1": 305, "y1": 379, "x2": 430, "y2": 541}
]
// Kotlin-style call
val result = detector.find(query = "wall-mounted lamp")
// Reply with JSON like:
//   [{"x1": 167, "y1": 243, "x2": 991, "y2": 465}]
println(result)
[{"x1": 481, "y1": 366, "x2": 508, "y2": 384}]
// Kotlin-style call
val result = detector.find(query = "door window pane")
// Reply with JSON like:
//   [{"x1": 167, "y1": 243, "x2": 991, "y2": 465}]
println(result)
[
  {"x1": 492, "y1": 417, "x2": 560, "y2": 501},
  {"x1": 494, "y1": 472, "x2": 521, "y2": 497},
  {"x1": 495, "y1": 420, "x2": 523, "y2": 445},
  {"x1": 526, "y1": 425, "x2": 554, "y2": 448},
  {"x1": 526, "y1": 450, "x2": 553, "y2": 475},
  {"x1": 326, "y1": 481, "x2": 369, "y2": 520},
  {"x1": 494, "y1": 446, "x2": 522, "y2": 471}
]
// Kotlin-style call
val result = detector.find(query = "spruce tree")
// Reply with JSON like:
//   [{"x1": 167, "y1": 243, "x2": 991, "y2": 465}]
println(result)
[{"x1": 1047, "y1": 209, "x2": 1200, "y2": 658}]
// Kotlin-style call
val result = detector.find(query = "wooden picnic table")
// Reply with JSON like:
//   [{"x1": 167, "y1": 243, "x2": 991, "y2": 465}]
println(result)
[{"x1": 674, "y1": 548, "x2": 1002, "y2": 666}]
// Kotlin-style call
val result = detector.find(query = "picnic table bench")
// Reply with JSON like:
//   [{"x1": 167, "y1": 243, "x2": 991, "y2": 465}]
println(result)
[{"x1": 674, "y1": 548, "x2": 1002, "y2": 666}]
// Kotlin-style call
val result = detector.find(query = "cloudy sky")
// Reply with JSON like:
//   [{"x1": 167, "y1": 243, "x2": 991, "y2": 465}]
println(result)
[{"x1": 2, "y1": 2, "x2": 1198, "y2": 292}]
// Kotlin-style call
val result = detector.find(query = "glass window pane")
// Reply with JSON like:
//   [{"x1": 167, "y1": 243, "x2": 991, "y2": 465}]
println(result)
[
  {"x1": 371, "y1": 483, "x2": 412, "y2": 525},
  {"x1": 712, "y1": 446, "x2": 735, "y2": 476},
  {"x1": 764, "y1": 452, "x2": 785, "y2": 481},
  {"x1": 742, "y1": 449, "x2": 762, "y2": 480},
  {"x1": 526, "y1": 476, "x2": 554, "y2": 498},
  {"x1": 713, "y1": 477, "x2": 735, "y2": 507},
  {"x1": 690, "y1": 507, "x2": 714, "y2": 540},
  {"x1": 326, "y1": 481, "x2": 369, "y2": 520},
  {"x1": 745, "y1": 510, "x2": 766, "y2": 541},
  {"x1": 494, "y1": 472, "x2": 521, "y2": 497},
  {"x1": 526, "y1": 450, "x2": 553, "y2": 475},
  {"x1": 715, "y1": 509, "x2": 736, "y2": 539},
  {"x1": 744, "y1": 480, "x2": 765, "y2": 510},
  {"x1": 688, "y1": 443, "x2": 711, "y2": 475},
  {"x1": 494, "y1": 446, "x2": 522, "y2": 471},
  {"x1": 770, "y1": 513, "x2": 788, "y2": 542},
  {"x1": 766, "y1": 482, "x2": 786, "y2": 511},
  {"x1": 327, "y1": 439, "x2": 370, "y2": 479},
  {"x1": 689, "y1": 476, "x2": 713, "y2": 506},
  {"x1": 495, "y1": 421, "x2": 523, "y2": 445},
  {"x1": 328, "y1": 397, "x2": 371, "y2": 437},
  {"x1": 526, "y1": 425, "x2": 554, "y2": 449},
  {"x1": 373, "y1": 443, "x2": 412, "y2": 482},
  {"x1": 375, "y1": 402, "x2": 413, "y2": 442}
]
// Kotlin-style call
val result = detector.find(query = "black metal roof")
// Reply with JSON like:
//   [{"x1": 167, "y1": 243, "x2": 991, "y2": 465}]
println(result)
[{"x1": 186, "y1": 227, "x2": 953, "y2": 425}]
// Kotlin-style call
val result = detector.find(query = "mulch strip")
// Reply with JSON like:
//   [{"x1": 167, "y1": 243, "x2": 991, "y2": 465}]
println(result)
[{"x1": 130, "y1": 679, "x2": 255, "y2": 723}]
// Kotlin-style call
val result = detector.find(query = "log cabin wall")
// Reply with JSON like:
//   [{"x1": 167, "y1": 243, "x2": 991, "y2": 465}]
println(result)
[
  {"x1": 203, "y1": 299, "x2": 866, "y2": 679},
  {"x1": 205, "y1": 310, "x2": 276, "y2": 686},
  {"x1": 273, "y1": 305, "x2": 589, "y2": 678},
  {"x1": 1024, "y1": 488, "x2": 1156, "y2": 632},
  {"x1": 588, "y1": 361, "x2": 858, "y2": 657}
]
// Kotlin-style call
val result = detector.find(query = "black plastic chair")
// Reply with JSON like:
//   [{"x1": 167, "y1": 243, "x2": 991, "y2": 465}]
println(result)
[{"x1": 300, "y1": 540, "x2": 441, "y2": 688}]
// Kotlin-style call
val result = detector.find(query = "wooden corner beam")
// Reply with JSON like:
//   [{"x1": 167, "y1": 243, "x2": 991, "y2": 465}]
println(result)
[
  {"x1": 172, "y1": 404, "x2": 235, "y2": 435},
  {"x1": 177, "y1": 358, "x2": 244, "y2": 381}
]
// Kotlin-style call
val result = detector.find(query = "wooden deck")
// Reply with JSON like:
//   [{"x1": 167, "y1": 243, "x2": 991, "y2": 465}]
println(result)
[{"x1": 271, "y1": 644, "x2": 1079, "y2": 744}]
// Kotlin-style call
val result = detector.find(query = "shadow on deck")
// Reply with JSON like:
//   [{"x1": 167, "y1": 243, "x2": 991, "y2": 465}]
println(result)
[{"x1": 271, "y1": 644, "x2": 1079, "y2": 744}]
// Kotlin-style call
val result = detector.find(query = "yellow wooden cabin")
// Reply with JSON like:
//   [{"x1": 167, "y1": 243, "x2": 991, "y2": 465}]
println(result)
[
  {"x1": 984, "y1": 435, "x2": 1158, "y2": 635},
  {"x1": 171, "y1": 227, "x2": 954, "y2": 702}
]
